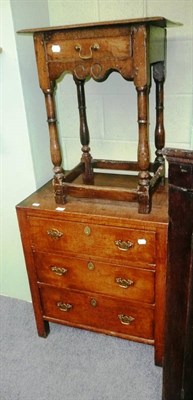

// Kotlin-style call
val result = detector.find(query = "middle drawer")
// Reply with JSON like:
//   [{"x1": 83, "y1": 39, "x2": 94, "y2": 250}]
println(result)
[{"x1": 34, "y1": 252, "x2": 155, "y2": 304}]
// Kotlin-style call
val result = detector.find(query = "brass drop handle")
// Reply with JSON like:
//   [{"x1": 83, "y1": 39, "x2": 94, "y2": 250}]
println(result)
[
  {"x1": 75, "y1": 43, "x2": 100, "y2": 60},
  {"x1": 115, "y1": 240, "x2": 134, "y2": 251},
  {"x1": 57, "y1": 302, "x2": 72, "y2": 312},
  {"x1": 115, "y1": 277, "x2": 134, "y2": 289},
  {"x1": 47, "y1": 228, "x2": 63, "y2": 239},
  {"x1": 118, "y1": 314, "x2": 135, "y2": 325},
  {"x1": 51, "y1": 266, "x2": 68, "y2": 276}
]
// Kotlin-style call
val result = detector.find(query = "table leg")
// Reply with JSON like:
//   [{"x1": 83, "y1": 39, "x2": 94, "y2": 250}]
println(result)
[
  {"x1": 153, "y1": 61, "x2": 165, "y2": 184},
  {"x1": 74, "y1": 78, "x2": 94, "y2": 185},
  {"x1": 44, "y1": 87, "x2": 65, "y2": 203},
  {"x1": 136, "y1": 85, "x2": 151, "y2": 213}
]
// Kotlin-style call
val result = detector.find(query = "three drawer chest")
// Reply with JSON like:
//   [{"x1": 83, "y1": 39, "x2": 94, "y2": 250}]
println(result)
[
  {"x1": 16, "y1": 17, "x2": 179, "y2": 367},
  {"x1": 16, "y1": 174, "x2": 168, "y2": 366}
]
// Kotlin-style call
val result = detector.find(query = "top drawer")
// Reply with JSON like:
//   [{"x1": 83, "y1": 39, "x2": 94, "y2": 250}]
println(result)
[
  {"x1": 46, "y1": 36, "x2": 131, "y2": 63},
  {"x1": 28, "y1": 217, "x2": 156, "y2": 264}
]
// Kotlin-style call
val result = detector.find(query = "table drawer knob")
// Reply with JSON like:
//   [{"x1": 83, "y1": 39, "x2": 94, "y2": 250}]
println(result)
[
  {"x1": 75, "y1": 43, "x2": 100, "y2": 60},
  {"x1": 115, "y1": 277, "x2": 134, "y2": 289},
  {"x1": 47, "y1": 228, "x2": 63, "y2": 239},
  {"x1": 115, "y1": 240, "x2": 134, "y2": 251},
  {"x1": 51, "y1": 266, "x2": 68, "y2": 276},
  {"x1": 118, "y1": 314, "x2": 135, "y2": 325},
  {"x1": 57, "y1": 302, "x2": 72, "y2": 312}
]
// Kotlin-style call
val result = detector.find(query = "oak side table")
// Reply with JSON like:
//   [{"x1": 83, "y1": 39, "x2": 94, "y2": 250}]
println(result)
[{"x1": 18, "y1": 17, "x2": 179, "y2": 213}]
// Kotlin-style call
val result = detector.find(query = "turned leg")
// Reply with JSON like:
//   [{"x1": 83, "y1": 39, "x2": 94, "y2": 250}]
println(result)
[
  {"x1": 136, "y1": 85, "x2": 151, "y2": 214},
  {"x1": 44, "y1": 87, "x2": 65, "y2": 203},
  {"x1": 74, "y1": 78, "x2": 94, "y2": 185},
  {"x1": 153, "y1": 61, "x2": 165, "y2": 183}
]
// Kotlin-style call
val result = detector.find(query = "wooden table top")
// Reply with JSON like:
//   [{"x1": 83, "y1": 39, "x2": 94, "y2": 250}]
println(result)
[{"x1": 17, "y1": 16, "x2": 180, "y2": 34}]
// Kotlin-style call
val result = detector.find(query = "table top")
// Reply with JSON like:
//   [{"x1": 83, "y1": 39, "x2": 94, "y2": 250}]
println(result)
[{"x1": 18, "y1": 16, "x2": 181, "y2": 34}]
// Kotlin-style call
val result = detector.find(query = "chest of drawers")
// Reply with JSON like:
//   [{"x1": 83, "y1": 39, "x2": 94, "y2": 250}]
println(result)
[{"x1": 16, "y1": 175, "x2": 168, "y2": 366}]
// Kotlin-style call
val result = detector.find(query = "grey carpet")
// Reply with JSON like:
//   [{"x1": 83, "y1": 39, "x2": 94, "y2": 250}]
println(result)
[{"x1": 0, "y1": 295, "x2": 162, "y2": 400}]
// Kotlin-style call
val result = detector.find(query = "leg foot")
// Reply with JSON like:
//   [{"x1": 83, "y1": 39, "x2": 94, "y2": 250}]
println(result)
[
  {"x1": 53, "y1": 178, "x2": 66, "y2": 205},
  {"x1": 37, "y1": 320, "x2": 50, "y2": 338},
  {"x1": 138, "y1": 188, "x2": 151, "y2": 214},
  {"x1": 154, "y1": 346, "x2": 163, "y2": 367}
]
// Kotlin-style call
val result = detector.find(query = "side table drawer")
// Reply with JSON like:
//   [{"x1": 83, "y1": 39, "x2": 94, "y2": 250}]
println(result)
[
  {"x1": 35, "y1": 252, "x2": 155, "y2": 303},
  {"x1": 40, "y1": 286, "x2": 154, "y2": 340},
  {"x1": 46, "y1": 35, "x2": 131, "y2": 63},
  {"x1": 29, "y1": 217, "x2": 156, "y2": 264}
]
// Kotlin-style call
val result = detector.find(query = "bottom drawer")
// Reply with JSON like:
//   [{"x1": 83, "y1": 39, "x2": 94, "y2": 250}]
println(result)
[{"x1": 40, "y1": 286, "x2": 154, "y2": 340}]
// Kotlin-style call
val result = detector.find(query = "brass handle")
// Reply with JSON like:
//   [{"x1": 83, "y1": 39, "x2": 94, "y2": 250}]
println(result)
[
  {"x1": 115, "y1": 240, "x2": 134, "y2": 251},
  {"x1": 47, "y1": 228, "x2": 63, "y2": 240},
  {"x1": 118, "y1": 314, "x2": 135, "y2": 325},
  {"x1": 115, "y1": 277, "x2": 134, "y2": 289},
  {"x1": 75, "y1": 43, "x2": 100, "y2": 60},
  {"x1": 51, "y1": 266, "x2": 68, "y2": 276},
  {"x1": 57, "y1": 302, "x2": 72, "y2": 312}
]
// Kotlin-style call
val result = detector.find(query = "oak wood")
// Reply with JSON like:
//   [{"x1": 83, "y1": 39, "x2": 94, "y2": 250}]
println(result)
[
  {"x1": 29, "y1": 217, "x2": 156, "y2": 264},
  {"x1": 40, "y1": 285, "x2": 155, "y2": 340},
  {"x1": 16, "y1": 209, "x2": 50, "y2": 337},
  {"x1": 74, "y1": 78, "x2": 94, "y2": 185},
  {"x1": 17, "y1": 16, "x2": 180, "y2": 33},
  {"x1": 34, "y1": 252, "x2": 155, "y2": 303},
  {"x1": 17, "y1": 17, "x2": 180, "y2": 213},
  {"x1": 16, "y1": 174, "x2": 168, "y2": 366}
]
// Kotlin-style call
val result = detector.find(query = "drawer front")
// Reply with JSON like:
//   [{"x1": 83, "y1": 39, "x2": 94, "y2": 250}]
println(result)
[
  {"x1": 35, "y1": 252, "x2": 155, "y2": 303},
  {"x1": 40, "y1": 286, "x2": 154, "y2": 340},
  {"x1": 46, "y1": 36, "x2": 131, "y2": 63},
  {"x1": 29, "y1": 217, "x2": 156, "y2": 264}
]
